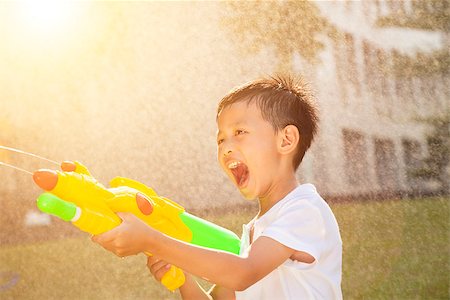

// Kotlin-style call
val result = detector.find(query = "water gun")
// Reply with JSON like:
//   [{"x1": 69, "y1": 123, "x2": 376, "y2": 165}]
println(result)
[{"x1": 32, "y1": 161, "x2": 241, "y2": 291}]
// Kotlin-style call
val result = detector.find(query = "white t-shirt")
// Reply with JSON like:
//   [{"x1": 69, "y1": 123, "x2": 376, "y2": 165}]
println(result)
[{"x1": 235, "y1": 184, "x2": 342, "y2": 300}]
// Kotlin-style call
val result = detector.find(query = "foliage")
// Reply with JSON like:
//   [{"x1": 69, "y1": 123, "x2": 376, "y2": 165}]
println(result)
[
  {"x1": 412, "y1": 115, "x2": 450, "y2": 193},
  {"x1": 221, "y1": 1, "x2": 332, "y2": 71},
  {"x1": 376, "y1": 0, "x2": 449, "y2": 78},
  {"x1": 376, "y1": 0, "x2": 449, "y2": 31},
  {"x1": 391, "y1": 49, "x2": 449, "y2": 78}
]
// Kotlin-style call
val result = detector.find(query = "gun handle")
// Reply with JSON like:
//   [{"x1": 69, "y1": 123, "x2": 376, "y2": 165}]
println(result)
[{"x1": 145, "y1": 252, "x2": 185, "y2": 291}]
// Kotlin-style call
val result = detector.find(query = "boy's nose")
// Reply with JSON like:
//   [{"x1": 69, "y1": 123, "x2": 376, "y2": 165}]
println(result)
[
  {"x1": 223, "y1": 147, "x2": 233, "y2": 157},
  {"x1": 220, "y1": 139, "x2": 235, "y2": 157}
]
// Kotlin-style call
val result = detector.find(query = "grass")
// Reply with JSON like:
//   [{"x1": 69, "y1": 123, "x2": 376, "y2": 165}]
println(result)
[
  {"x1": 0, "y1": 197, "x2": 448, "y2": 299},
  {"x1": 336, "y1": 197, "x2": 449, "y2": 299}
]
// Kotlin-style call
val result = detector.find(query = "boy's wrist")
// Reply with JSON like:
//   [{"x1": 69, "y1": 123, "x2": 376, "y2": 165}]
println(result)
[{"x1": 143, "y1": 225, "x2": 160, "y2": 253}]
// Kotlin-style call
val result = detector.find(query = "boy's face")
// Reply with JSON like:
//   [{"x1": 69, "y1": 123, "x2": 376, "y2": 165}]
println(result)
[{"x1": 216, "y1": 100, "x2": 280, "y2": 200}]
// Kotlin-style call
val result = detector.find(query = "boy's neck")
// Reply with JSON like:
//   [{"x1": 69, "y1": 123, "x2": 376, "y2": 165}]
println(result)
[{"x1": 257, "y1": 174, "x2": 299, "y2": 218}]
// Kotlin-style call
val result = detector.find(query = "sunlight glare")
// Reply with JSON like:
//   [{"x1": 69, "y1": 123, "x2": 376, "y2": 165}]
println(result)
[{"x1": 16, "y1": 0, "x2": 75, "y2": 37}]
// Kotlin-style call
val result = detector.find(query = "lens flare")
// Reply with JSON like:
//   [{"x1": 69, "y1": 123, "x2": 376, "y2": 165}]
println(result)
[{"x1": 16, "y1": 0, "x2": 73, "y2": 35}]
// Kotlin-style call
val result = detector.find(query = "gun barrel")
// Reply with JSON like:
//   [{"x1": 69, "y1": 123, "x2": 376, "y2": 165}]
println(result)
[{"x1": 180, "y1": 213, "x2": 241, "y2": 255}]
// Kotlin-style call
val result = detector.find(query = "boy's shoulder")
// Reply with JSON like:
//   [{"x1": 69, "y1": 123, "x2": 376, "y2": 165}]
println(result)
[
  {"x1": 261, "y1": 183, "x2": 339, "y2": 232},
  {"x1": 256, "y1": 184, "x2": 323, "y2": 224},
  {"x1": 276, "y1": 184, "x2": 323, "y2": 210}
]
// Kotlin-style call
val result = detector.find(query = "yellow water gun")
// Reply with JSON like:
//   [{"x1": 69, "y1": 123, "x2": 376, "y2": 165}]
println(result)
[{"x1": 33, "y1": 161, "x2": 240, "y2": 291}]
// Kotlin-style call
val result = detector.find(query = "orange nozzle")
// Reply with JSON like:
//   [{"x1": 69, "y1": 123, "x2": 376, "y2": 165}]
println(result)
[
  {"x1": 61, "y1": 161, "x2": 76, "y2": 172},
  {"x1": 136, "y1": 193, "x2": 153, "y2": 215},
  {"x1": 33, "y1": 170, "x2": 59, "y2": 191}
]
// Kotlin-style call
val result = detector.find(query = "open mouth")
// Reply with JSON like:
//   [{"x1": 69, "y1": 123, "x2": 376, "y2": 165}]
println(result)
[{"x1": 228, "y1": 161, "x2": 249, "y2": 188}]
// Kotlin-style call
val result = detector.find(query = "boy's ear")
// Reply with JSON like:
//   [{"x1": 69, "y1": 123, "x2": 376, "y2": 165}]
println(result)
[{"x1": 278, "y1": 125, "x2": 300, "y2": 155}]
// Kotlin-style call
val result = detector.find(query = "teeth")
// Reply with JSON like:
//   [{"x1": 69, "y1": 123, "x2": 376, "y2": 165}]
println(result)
[{"x1": 228, "y1": 161, "x2": 240, "y2": 169}]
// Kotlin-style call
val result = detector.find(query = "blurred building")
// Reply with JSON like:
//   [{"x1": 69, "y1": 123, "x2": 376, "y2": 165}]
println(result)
[{"x1": 301, "y1": 1, "x2": 449, "y2": 199}]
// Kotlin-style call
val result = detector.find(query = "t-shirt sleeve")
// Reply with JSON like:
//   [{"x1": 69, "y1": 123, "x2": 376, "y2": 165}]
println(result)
[{"x1": 261, "y1": 199, "x2": 326, "y2": 265}]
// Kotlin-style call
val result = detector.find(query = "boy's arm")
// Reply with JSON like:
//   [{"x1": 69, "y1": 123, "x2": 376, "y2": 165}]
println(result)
[
  {"x1": 155, "y1": 234, "x2": 293, "y2": 291},
  {"x1": 93, "y1": 212, "x2": 300, "y2": 291}
]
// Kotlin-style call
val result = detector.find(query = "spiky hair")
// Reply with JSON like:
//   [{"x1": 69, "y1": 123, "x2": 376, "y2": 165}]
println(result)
[{"x1": 217, "y1": 75, "x2": 319, "y2": 170}]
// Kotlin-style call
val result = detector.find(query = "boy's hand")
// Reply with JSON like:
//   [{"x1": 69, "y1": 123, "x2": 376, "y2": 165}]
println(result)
[
  {"x1": 91, "y1": 212, "x2": 154, "y2": 257},
  {"x1": 147, "y1": 256, "x2": 173, "y2": 282},
  {"x1": 148, "y1": 257, "x2": 220, "y2": 300}
]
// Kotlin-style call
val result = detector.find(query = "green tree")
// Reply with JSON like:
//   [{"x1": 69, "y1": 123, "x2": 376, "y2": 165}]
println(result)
[
  {"x1": 376, "y1": 0, "x2": 449, "y2": 78},
  {"x1": 412, "y1": 115, "x2": 450, "y2": 194},
  {"x1": 221, "y1": 1, "x2": 332, "y2": 73},
  {"x1": 377, "y1": 0, "x2": 449, "y2": 31}
]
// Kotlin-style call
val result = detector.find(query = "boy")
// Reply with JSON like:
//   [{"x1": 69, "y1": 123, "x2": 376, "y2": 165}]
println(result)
[{"x1": 92, "y1": 75, "x2": 343, "y2": 299}]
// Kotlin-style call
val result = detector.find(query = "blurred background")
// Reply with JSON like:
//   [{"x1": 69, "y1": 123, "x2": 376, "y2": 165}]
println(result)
[{"x1": 0, "y1": 1, "x2": 448, "y2": 299}]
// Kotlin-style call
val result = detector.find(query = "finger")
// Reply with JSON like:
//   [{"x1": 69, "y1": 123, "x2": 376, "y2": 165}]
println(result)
[
  {"x1": 116, "y1": 211, "x2": 132, "y2": 220},
  {"x1": 147, "y1": 256, "x2": 160, "y2": 267},
  {"x1": 91, "y1": 234, "x2": 105, "y2": 244},
  {"x1": 149, "y1": 259, "x2": 169, "y2": 274},
  {"x1": 116, "y1": 251, "x2": 132, "y2": 258},
  {"x1": 91, "y1": 229, "x2": 117, "y2": 245},
  {"x1": 152, "y1": 263, "x2": 172, "y2": 281},
  {"x1": 147, "y1": 257, "x2": 171, "y2": 276}
]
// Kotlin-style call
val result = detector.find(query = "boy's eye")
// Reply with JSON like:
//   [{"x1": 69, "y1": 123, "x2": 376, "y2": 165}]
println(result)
[
  {"x1": 217, "y1": 139, "x2": 224, "y2": 145},
  {"x1": 235, "y1": 129, "x2": 247, "y2": 136}
]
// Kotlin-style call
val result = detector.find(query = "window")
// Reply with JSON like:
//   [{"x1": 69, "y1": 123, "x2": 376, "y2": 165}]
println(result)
[
  {"x1": 345, "y1": 0, "x2": 353, "y2": 12},
  {"x1": 392, "y1": 50, "x2": 404, "y2": 98},
  {"x1": 374, "y1": 138, "x2": 399, "y2": 191},
  {"x1": 344, "y1": 33, "x2": 361, "y2": 96},
  {"x1": 402, "y1": 139, "x2": 422, "y2": 186},
  {"x1": 431, "y1": 0, "x2": 448, "y2": 12},
  {"x1": 375, "y1": 0, "x2": 382, "y2": 17},
  {"x1": 362, "y1": 1, "x2": 372, "y2": 17},
  {"x1": 334, "y1": 33, "x2": 361, "y2": 103},
  {"x1": 412, "y1": 1, "x2": 430, "y2": 14},
  {"x1": 343, "y1": 129, "x2": 369, "y2": 187},
  {"x1": 333, "y1": 38, "x2": 348, "y2": 103},
  {"x1": 363, "y1": 40, "x2": 376, "y2": 94},
  {"x1": 375, "y1": 48, "x2": 389, "y2": 98},
  {"x1": 387, "y1": 0, "x2": 406, "y2": 14}
]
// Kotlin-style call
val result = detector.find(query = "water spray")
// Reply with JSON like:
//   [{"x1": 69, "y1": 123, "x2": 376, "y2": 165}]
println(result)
[
  {"x1": 0, "y1": 145, "x2": 60, "y2": 175},
  {"x1": 0, "y1": 161, "x2": 33, "y2": 175}
]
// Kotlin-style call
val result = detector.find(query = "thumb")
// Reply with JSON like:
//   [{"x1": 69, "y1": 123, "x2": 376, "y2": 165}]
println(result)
[{"x1": 116, "y1": 211, "x2": 132, "y2": 220}]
